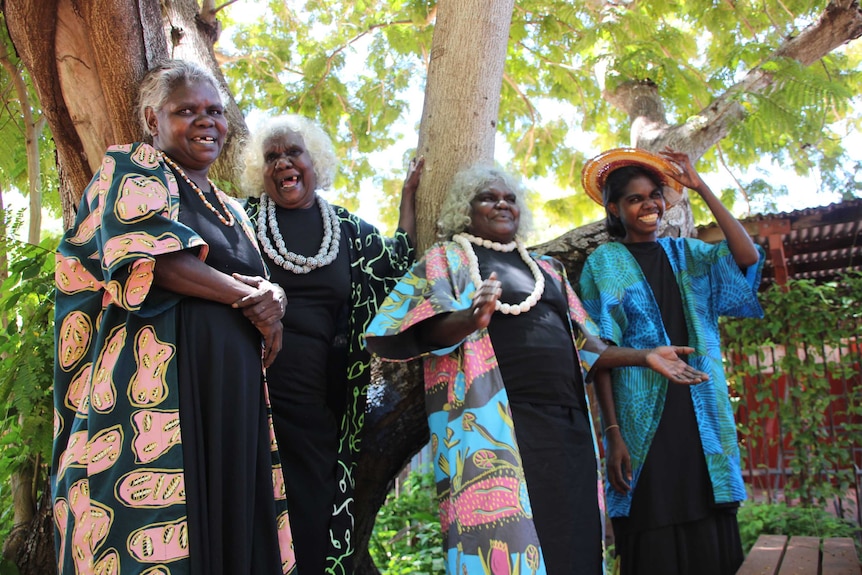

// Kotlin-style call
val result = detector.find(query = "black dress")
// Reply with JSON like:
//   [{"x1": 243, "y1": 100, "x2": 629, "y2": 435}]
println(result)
[
  {"x1": 261, "y1": 203, "x2": 352, "y2": 575},
  {"x1": 612, "y1": 242, "x2": 743, "y2": 575},
  {"x1": 478, "y1": 247, "x2": 603, "y2": 575},
  {"x1": 173, "y1": 176, "x2": 283, "y2": 575}
]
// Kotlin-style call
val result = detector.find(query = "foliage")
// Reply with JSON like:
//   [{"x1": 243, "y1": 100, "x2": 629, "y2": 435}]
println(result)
[
  {"x1": 0, "y1": 228, "x2": 56, "y2": 543},
  {"x1": 0, "y1": 16, "x2": 60, "y2": 217},
  {"x1": 722, "y1": 272, "x2": 862, "y2": 507},
  {"x1": 219, "y1": 0, "x2": 862, "y2": 233},
  {"x1": 369, "y1": 467, "x2": 444, "y2": 574},
  {"x1": 737, "y1": 502, "x2": 859, "y2": 554}
]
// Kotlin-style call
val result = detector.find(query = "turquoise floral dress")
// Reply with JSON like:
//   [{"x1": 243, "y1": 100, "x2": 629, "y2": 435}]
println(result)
[{"x1": 366, "y1": 241, "x2": 608, "y2": 574}]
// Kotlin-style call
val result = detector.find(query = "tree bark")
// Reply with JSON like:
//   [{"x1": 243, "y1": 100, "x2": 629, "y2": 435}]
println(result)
[
  {"x1": 413, "y1": 0, "x2": 516, "y2": 251},
  {"x1": 353, "y1": 1, "x2": 516, "y2": 572}
]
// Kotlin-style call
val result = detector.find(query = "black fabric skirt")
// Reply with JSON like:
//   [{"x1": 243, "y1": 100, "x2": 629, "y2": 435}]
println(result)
[
  {"x1": 510, "y1": 401, "x2": 603, "y2": 575},
  {"x1": 177, "y1": 298, "x2": 283, "y2": 575},
  {"x1": 613, "y1": 508, "x2": 743, "y2": 575}
]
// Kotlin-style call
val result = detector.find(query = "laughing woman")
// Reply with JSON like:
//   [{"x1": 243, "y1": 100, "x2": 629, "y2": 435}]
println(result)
[
  {"x1": 579, "y1": 147, "x2": 764, "y2": 575},
  {"x1": 239, "y1": 114, "x2": 422, "y2": 575}
]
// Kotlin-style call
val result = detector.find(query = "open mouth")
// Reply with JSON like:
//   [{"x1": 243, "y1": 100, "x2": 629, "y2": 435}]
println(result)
[
  {"x1": 279, "y1": 175, "x2": 300, "y2": 190},
  {"x1": 191, "y1": 136, "x2": 217, "y2": 145},
  {"x1": 639, "y1": 213, "x2": 659, "y2": 224}
]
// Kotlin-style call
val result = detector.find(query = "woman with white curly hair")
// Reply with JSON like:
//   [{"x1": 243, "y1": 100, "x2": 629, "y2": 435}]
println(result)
[
  {"x1": 239, "y1": 114, "x2": 422, "y2": 575},
  {"x1": 366, "y1": 163, "x2": 707, "y2": 575}
]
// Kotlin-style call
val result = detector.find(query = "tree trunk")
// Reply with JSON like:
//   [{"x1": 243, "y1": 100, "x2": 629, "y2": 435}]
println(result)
[
  {"x1": 352, "y1": 1, "x2": 516, "y2": 572},
  {"x1": 3, "y1": 0, "x2": 247, "y2": 229},
  {"x1": 413, "y1": 0, "x2": 516, "y2": 251}
]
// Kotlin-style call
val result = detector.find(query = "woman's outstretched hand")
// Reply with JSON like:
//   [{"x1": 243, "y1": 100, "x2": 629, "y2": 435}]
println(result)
[
  {"x1": 232, "y1": 274, "x2": 286, "y2": 368},
  {"x1": 646, "y1": 346, "x2": 709, "y2": 385}
]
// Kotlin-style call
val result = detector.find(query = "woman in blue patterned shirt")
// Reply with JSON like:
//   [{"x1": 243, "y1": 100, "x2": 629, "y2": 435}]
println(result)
[{"x1": 579, "y1": 147, "x2": 764, "y2": 575}]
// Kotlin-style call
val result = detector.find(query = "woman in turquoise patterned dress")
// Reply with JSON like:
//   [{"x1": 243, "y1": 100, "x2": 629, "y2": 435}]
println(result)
[
  {"x1": 365, "y1": 163, "x2": 707, "y2": 575},
  {"x1": 53, "y1": 60, "x2": 292, "y2": 575},
  {"x1": 239, "y1": 114, "x2": 423, "y2": 575},
  {"x1": 578, "y1": 147, "x2": 764, "y2": 575}
]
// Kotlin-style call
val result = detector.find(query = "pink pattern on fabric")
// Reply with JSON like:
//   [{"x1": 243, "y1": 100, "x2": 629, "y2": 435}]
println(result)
[
  {"x1": 117, "y1": 470, "x2": 185, "y2": 508},
  {"x1": 115, "y1": 176, "x2": 170, "y2": 222},
  {"x1": 127, "y1": 518, "x2": 189, "y2": 563},
  {"x1": 94, "y1": 549, "x2": 120, "y2": 575},
  {"x1": 463, "y1": 335, "x2": 497, "y2": 386},
  {"x1": 438, "y1": 497, "x2": 452, "y2": 532},
  {"x1": 401, "y1": 299, "x2": 436, "y2": 331},
  {"x1": 58, "y1": 311, "x2": 93, "y2": 371},
  {"x1": 123, "y1": 260, "x2": 155, "y2": 309},
  {"x1": 424, "y1": 354, "x2": 459, "y2": 392},
  {"x1": 102, "y1": 232, "x2": 183, "y2": 269},
  {"x1": 90, "y1": 327, "x2": 127, "y2": 413},
  {"x1": 56, "y1": 255, "x2": 101, "y2": 295},
  {"x1": 67, "y1": 203, "x2": 104, "y2": 246},
  {"x1": 489, "y1": 540, "x2": 512, "y2": 575},
  {"x1": 69, "y1": 479, "x2": 113, "y2": 575},
  {"x1": 425, "y1": 245, "x2": 449, "y2": 281},
  {"x1": 53, "y1": 498, "x2": 70, "y2": 574},
  {"x1": 452, "y1": 475, "x2": 523, "y2": 527},
  {"x1": 129, "y1": 326, "x2": 174, "y2": 407},
  {"x1": 132, "y1": 410, "x2": 182, "y2": 464},
  {"x1": 56, "y1": 431, "x2": 88, "y2": 481},
  {"x1": 65, "y1": 364, "x2": 92, "y2": 414},
  {"x1": 86, "y1": 425, "x2": 124, "y2": 476}
]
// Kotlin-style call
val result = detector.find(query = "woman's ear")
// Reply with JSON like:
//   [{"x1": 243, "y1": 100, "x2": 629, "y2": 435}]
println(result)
[
  {"x1": 607, "y1": 201, "x2": 619, "y2": 218},
  {"x1": 144, "y1": 107, "x2": 158, "y2": 138}
]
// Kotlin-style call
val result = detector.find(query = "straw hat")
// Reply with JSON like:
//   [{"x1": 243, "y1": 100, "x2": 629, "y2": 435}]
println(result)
[{"x1": 581, "y1": 147, "x2": 685, "y2": 206}]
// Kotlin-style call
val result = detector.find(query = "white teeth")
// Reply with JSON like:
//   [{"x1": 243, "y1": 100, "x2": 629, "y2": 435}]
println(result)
[{"x1": 640, "y1": 214, "x2": 658, "y2": 223}]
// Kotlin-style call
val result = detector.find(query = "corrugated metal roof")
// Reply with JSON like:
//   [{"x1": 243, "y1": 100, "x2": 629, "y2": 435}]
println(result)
[{"x1": 698, "y1": 198, "x2": 862, "y2": 288}]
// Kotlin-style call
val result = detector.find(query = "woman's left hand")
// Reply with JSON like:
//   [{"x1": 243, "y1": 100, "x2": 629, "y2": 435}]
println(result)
[
  {"x1": 660, "y1": 147, "x2": 706, "y2": 192},
  {"x1": 232, "y1": 274, "x2": 286, "y2": 367},
  {"x1": 646, "y1": 346, "x2": 709, "y2": 385},
  {"x1": 402, "y1": 156, "x2": 425, "y2": 196}
]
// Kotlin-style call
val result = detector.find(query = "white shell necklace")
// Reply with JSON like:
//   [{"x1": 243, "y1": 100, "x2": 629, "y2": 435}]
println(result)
[
  {"x1": 453, "y1": 232, "x2": 545, "y2": 315},
  {"x1": 257, "y1": 193, "x2": 341, "y2": 274}
]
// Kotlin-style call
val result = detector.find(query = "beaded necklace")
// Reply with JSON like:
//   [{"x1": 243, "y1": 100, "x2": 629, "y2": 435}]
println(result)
[
  {"x1": 257, "y1": 193, "x2": 341, "y2": 274},
  {"x1": 453, "y1": 232, "x2": 545, "y2": 315},
  {"x1": 160, "y1": 152, "x2": 235, "y2": 227}
]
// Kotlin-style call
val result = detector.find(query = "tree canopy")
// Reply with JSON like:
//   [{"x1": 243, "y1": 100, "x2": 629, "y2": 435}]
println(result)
[{"x1": 218, "y1": 0, "x2": 862, "y2": 236}]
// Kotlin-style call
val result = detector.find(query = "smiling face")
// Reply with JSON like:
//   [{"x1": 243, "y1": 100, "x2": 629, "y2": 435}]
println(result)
[
  {"x1": 467, "y1": 180, "x2": 521, "y2": 243},
  {"x1": 261, "y1": 131, "x2": 318, "y2": 210},
  {"x1": 146, "y1": 79, "x2": 227, "y2": 181},
  {"x1": 608, "y1": 174, "x2": 667, "y2": 243}
]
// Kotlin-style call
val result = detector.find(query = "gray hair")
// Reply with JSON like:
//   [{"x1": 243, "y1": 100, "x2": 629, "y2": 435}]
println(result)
[
  {"x1": 436, "y1": 164, "x2": 533, "y2": 240},
  {"x1": 137, "y1": 60, "x2": 227, "y2": 137},
  {"x1": 239, "y1": 114, "x2": 338, "y2": 197}
]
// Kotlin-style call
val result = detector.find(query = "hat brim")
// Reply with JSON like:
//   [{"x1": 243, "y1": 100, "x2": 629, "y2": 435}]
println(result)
[{"x1": 581, "y1": 148, "x2": 685, "y2": 206}]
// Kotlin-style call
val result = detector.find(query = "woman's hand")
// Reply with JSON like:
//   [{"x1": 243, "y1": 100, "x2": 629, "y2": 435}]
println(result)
[
  {"x1": 402, "y1": 156, "x2": 425, "y2": 197},
  {"x1": 232, "y1": 274, "x2": 286, "y2": 367},
  {"x1": 469, "y1": 271, "x2": 501, "y2": 330},
  {"x1": 660, "y1": 147, "x2": 707, "y2": 194},
  {"x1": 605, "y1": 427, "x2": 632, "y2": 494},
  {"x1": 645, "y1": 346, "x2": 709, "y2": 384}
]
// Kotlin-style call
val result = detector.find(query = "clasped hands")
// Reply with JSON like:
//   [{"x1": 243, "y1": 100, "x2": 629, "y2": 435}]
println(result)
[{"x1": 231, "y1": 273, "x2": 287, "y2": 368}]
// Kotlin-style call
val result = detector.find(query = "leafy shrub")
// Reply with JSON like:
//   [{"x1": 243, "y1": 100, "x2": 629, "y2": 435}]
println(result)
[
  {"x1": 369, "y1": 467, "x2": 444, "y2": 574},
  {"x1": 737, "y1": 502, "x2": 859, "y2": 553}
]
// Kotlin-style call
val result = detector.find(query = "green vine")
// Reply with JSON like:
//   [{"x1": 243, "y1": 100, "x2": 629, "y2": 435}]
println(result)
[
  {"x1": 722, "y1": 272, "x2": 862, "y2": 511},
  {"x1": 0, "y1": 233, "x2": 57, "y2": 544}
]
